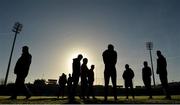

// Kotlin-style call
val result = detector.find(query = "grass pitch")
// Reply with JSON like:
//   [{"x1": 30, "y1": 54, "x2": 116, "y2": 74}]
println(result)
[{"x1": 0, "y1": 95, "x2": 180, "y2": 104}]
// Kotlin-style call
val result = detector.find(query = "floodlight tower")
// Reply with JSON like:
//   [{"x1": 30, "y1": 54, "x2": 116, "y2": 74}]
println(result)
[
  {"x1": 4, "y1": 22, "x2": 23, "y2": 85},
  {"x1": 146, "y1": 42, "x2": 156, "y2": 87}
]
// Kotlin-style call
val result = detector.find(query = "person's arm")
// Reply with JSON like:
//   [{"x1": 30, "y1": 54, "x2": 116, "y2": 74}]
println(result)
[
  {"x1": 156, "y1": 59, "x2": 159, "y2": 74},
  {"x1": 14, "y1": 61, "x2": 18, "y2": 74},
  {"x1": 115, "y1": 51, "x2": 117, "y2": 64},
  {"x1": 149, "y1": 67, "x2": 152, "y2": 76},
  {"x1": 122, "y1": 71, "x2": 125, "y2": 79},
  {"x1": 102, "y1": 52, "x2": 106, "y2": 64},
  {"x1": 14, "y1": 58, "x2": 21, "y2": 74},
  {"x1": 132, "y1": 70, "x2": 135, "y2": 78},
  {"x1": 164, "y1": 57, "x2": 167, "y2": 69}
]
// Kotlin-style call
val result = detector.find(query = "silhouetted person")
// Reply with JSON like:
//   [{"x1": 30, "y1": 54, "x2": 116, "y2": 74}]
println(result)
[
  {"x1": 142, "y1": 61, "x2": 152, "y2": 99},
  {"x1": 10, "y1": 46, "x2": 32, "y2": 99},
  {"x1": 80, "y1": 58, "x2": 89, "y2": 99},
  {"x1": 67, "y1": 74, "x2": 73, "y2": 99},
  {"x1": 57, "y1": 73, "x2": 67, "y2": 99},
  {"x1": 156, "y1": 50, "x2": 171, "y2": 99},
  {"x1": 87, "y1": 65, "x2": 95, "y2": 99},
  {"x1": 123, "y1": 64, "x2": 134, "y2": 99},
  {"x1": 102, "y1": 44, "x2": 117, "y2": 101},
  {"x1": 71, "y1": 54, "x2": 83, "y2": 100}
]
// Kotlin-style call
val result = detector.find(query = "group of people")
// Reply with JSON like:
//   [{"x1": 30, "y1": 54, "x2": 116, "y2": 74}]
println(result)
[
  {"x1": 102, "y1": 44, "x2": 171, "y2": 101},
  {"x1": 70, "y1": 55, "x2": 95, "y2": 101},
  {"x1": 57, "y1": 64, "x2": 95, "y2": 100},
  {"x1": 9, "y1": 44, "x2": 171, "y2": 101}
]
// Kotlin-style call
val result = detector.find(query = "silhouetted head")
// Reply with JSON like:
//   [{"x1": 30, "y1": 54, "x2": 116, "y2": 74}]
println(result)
[
  {"x1": 157, "y1": 50, "x2": 162, "y2": 57},
  {"x1": 108, "y1": 44, "x2": 114, "y2": 51},
  {"x1": 91, "y1": 65, "x2": 95, "y2": 70},
  {"x1": 143, "y1": 61, "x2": 148, "y2": 67},
  {"x1": 69, "y1": 73, "x2": 71, "y2": 77},
  {"x1": 77, "y1": 54, "x2": 83, "y2": 60},
  {"x1": 125, "y1": 64, "x2": 129, "y2": 69},
  {"x1": 83, "y1": 58, "x2": 88, "y2": 64},
  {"x1": 22, "y1": 46, "x2": 29, "y2": 53},
  {"x1": 62, "y1": 73, "x2": 65, "y2": 76}
]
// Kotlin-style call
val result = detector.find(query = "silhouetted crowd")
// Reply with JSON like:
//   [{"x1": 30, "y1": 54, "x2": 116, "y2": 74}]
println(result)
[{"x1": 8, "y1": 44, "x2": 172, "y2": 102}]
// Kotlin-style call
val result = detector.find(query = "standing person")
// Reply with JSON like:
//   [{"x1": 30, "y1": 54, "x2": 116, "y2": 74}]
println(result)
[
  {"x1": 87, "y1": 65, "x2": 95, "y2": 99},
  {"x1": 102, "y1": 44, "x2": 117, "y2": 101},
  {"x1": 57, "y1": 73, "x2": 67, "y2": 99},
  {"x1": 10, "y1": 46, "x2": 32, "y2": 99},
  {"x1": 156, "y1": 50, "x2": 171, "y2": 99},
  {"x1": 80, "y1": 58, "x2": 89, "y2": 99},
  {"x1": 67, "y1": 74, "x2": 73, "y2": 99},
  {"x1": 71, "y1": 54, "x2": 83, "y2": 100},
  {"x1": 142, "y1": 61, "x2": 152, "y2": 99},
  {"x1": 123, "y1": 64, "x2": 135, "y2": 99}
]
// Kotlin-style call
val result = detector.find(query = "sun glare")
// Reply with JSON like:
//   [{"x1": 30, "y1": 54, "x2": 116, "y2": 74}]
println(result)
[{"x1": 66, "y1": 49, "x2": 93, "y2": 74}]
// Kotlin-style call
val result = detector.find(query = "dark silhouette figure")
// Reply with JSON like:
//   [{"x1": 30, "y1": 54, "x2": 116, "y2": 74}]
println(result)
[
  {"x1": 57, "y1": 73, "x2": 67, "y2": 99},
  {"x1": 87, "y1": 65, "x2": 95, "y2": 99},
  {"x1": 67, "y1": 73, "x2": 73, "y2": 99},
  {"x1": 123, "y1": 64, "x2": 135, "y2": 99},
  {"x1": 102, "y1": 44, "x2": 117, "y2": 101},
  {"x1": 142, "y1": 61, "x2": 152, "y2": 99},
  {"x1": 156, "y1": 50, "x2": 171, "y2": 99},
  {"x1": 80, "y1": 58, "x2": 89, "y2": 99},
  {"x1": 71, "y1": 54, "x2": 83, "y2": 100},
  {"x1": 10, "y1": 46, "x2": 32, "y2": 99}
]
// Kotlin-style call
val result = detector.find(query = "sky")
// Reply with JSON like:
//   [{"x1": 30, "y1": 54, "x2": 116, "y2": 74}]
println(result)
[{"x1": 0, "y1": 0, "x2": 180, "y2": 86}]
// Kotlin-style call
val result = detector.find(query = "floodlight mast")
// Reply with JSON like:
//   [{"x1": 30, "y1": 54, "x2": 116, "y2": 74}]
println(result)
[
  {"x1": 4, "y1": 22, "x2": 23, "y2": 85},
  {"x1": 146, "y1": 42, "x2": 156, "y2": 87}
]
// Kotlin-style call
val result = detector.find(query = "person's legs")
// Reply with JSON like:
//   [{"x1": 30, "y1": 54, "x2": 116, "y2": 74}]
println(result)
[
  {"x1": 62, "y1": 86, "x2": 65, "y2": 98},
  {"x1": 130, "y1": 83, "x2": 134, "y2": 99},
  {"x1": 57, "y1": 86, "x2": 61, "y2": 98},
  {"x1": 17, "y1": 77, "x2": 31, "y2": 99},
  {"x1": 147, "y1": 84, "x2": 152, "y2": 99},
  {"x1": 125, "y1": 86, "x2": 129, "y2": 99},
  {"x1": 111, "y1": 70, "x2": 117, "y2": 100},
  {"x1": 81, "y1": 80, "x2": 85, "y2": 99},
  {"x1": 10, "y1": 76, "x2": 21, "y2": 99},
  {"x1": 144, "y1": 81, "x2": 152, "y2": 99},
  {"x1": 23, "y1": 84, "x2": 31, "y2": 99},
  {"x1": 67, "y1": 86, "x2": 71, "y2": 99},
  {"x1": 88, "y1": 83, "x2": 92, "y2": 98},
  {"x1": 160, "y1": 75, "x2": 171, "y2": 99},
  {"x1": 91, "y1": 84, "x2": 95, "y2": 99},
  {"x1": 104, "y1": 71, "x2": 110, "y2": 101},
  {"x1": 71, "y1": 74, "x2": 80, "y2": 100}
]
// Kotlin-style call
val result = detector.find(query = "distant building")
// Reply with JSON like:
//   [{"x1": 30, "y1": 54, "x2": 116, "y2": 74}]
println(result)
[
  {"x1": 47, "y1": 79, "x2": 57, "y2": 85},
  {"x1": 34, "y1": 79, "x2": 46, "y2": 86}
]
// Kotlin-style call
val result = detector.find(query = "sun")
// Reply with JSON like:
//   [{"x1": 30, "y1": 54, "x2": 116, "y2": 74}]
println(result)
[{"x1": 66, "y1": 48, "x2": 93, "y2": 74}]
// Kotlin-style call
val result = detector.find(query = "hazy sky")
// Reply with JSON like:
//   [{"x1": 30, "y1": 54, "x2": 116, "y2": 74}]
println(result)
[{"x1": 0, "y1": 0, "x2": 180, "y2": 86}]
